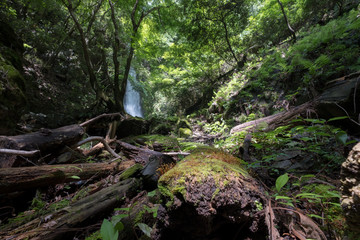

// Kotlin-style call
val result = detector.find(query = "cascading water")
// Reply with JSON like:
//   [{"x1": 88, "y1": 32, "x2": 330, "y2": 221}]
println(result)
[{"x1": 124, "y1": 68, "x2": 144, "y2": 118}]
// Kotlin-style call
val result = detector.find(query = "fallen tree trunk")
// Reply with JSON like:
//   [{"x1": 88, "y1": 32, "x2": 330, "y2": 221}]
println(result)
[
  {"x1": 2, "y1": 178, "x2": 140, "y2": 240},
  {"x1": 231, "y1": 73, "x2": 360, "y2": 134},
  {"x1": 0, "y1": 124, "x2": 85, "y2": 168},
  {"x1": 117, "y1": 140, "x2": 171, "y2": 164},
  {"x1": 0, "y1": 160, "x2": 134, "y2": 193},
  {"x1": 230, "y1": 101, "x2": 315, "y2": 134}
]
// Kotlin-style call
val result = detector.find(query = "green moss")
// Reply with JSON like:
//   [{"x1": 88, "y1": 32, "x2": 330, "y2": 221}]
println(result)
[
  {"x1": 178, "y1": 128, "x2": 192, "y2": 138},
  {"x1": 118, "y1": 164, "x2": 143, "y2": 180},
  {"x1": 85, "y1": 231, "x2": 101, "y2": 240},
  {"x1": 158, "y1": 147, "x2": 249, "y2": 200}
]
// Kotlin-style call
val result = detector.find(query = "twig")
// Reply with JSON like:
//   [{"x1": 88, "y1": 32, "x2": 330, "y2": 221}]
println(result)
[
  {"x1": 163, "y1": 152, "x2": 190, "y2": 156},
  {"x1": 354, "y1": 76, "x2": 360, "y2": 113},
  {"x1": 76, "y1": 136, "x2": 121, "y2": 159},
  {"x1": 334, "y1": 103, "x2": 360, "y2": 126},
  {"x1": 79, "y1": 113, "x2": 124, "y2": 127},
  {"x1": 0, "y1": 149, "x2": 40, "y2": 156}
]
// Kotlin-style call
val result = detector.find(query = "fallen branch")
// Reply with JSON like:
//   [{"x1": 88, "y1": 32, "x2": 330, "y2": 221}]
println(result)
[
  {"x1": 79, "y1": 113, "x2": 124, "y2": 127},
  {"x1": 163, "y1": 151, "x2": 190, "y2": 156},
  {"x1": 0, "y1": 149, "x2": 39, "y2": 156},
  {"x1": 77, "y1": 136, "x2": 121, "y2": 159}
]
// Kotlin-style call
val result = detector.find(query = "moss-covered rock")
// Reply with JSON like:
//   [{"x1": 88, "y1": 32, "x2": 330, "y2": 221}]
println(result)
[
  {"x1": 156, "y1": 147, "x2": 266, "y2": 239},
  {"x1": 178, "y1": 128, "x2": 192, "y2": 138}
]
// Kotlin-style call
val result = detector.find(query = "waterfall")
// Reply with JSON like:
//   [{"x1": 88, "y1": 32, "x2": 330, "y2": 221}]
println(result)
[{"x1": 124, "y1": 68, "x2": 143, "y2": 118}]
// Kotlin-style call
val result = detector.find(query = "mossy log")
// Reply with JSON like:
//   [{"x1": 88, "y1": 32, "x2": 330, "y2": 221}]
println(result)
[
  {"x1": 154, "y1": 147, "x2": 267, "y2": 239},
  {"x1": 2, "y1": 178, "x2": 140, "y2": 240},
  {"x1": 0, "y1": 124, "x2": 85, "y2": 168},
  {"x1": 0, "y1": 160, "x2": 135, "y2": 193}
]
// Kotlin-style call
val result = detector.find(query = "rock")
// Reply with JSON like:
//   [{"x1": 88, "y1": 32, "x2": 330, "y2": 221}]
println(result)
[
  {"x1": 155, "y1": 147, "x2": 267, "y2": 240},
  {"x1": 141, "y1": 154, "x2": 175, "y2": 190},
  {"x1": 116, "y1": 117, "x2": 149, "y2": 138},
  {"x1": 341, "y1": 142, "x2": 360, "y2": 233}
]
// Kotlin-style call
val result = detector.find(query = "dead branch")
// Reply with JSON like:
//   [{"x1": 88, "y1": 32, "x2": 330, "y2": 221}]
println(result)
[
  {"x1": 79, "y1": 113, "x2": 124, "y2": 127},
  {"x1": 77, "y1": 136, "x2": 121, "y2": 159},
  {"x1": 0, "y1": 149, "x2": 39, "y2": 156}
]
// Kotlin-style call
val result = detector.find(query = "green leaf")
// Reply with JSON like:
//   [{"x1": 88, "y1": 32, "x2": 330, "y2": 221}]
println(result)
[
  {"x1": 308, "y1": 214, "x2": 324, "y2": 219},
  {"x1": 336, "y1": 132, "x2": 348, "y2": 145},
  {"x1": 111, "y1": 214, "x2": 128, "y2": 224},
  {"x1": 100, "y1": 219, "x2": 118, "y2": 240},
  {"x1": 114, "y1": 207, "x2": 130, "y2": 212},
  {"x1": 136, "y1": 223, "x2": 152, "y2": 237},
  {"x1": 295, "y1": 193, "x2": 323, "y2": 199},
  {"x1": 328, "y1": 116, "x2": 348, "y2": 122},
  {"x1": 114, "y1": 221, "x2": 124, "y2": 232},
  {"x1": 70, "y1": 175, "x2": 80, "y2": 179},
  {"x1": 275, "y1": 173, "x2": 289, "y2": 192},
  {"x1": 147, "y1": 190, "x2": 157, "y2": 197},
  {"x1": 275, "y1": 195, "x2": 292, "y2": 201}
]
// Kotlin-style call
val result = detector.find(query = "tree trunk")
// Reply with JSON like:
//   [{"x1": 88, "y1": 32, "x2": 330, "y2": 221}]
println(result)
[
  {"x1": 2, "y1": 178, "x2": 140, "y2": 240},
  {"x1": 0, "y1": 160, "x2": 135, "y2": 193},
  {"x1": 277, "y1": 0, "x2": 296, "y2": 42},
  {"x1": 109, "y1": 0, "x2": 123, "y2": 112},
  {"x1": 0, "y1": 124, "x2": 85, "y2": 168}
]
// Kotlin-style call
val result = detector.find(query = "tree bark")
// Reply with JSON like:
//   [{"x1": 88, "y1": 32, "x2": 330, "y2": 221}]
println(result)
[
  {"x1": 2, "y1": 178, "x2": 140, "y2": 240},
  {"x1": 0, "y1": 161, "x2": 134, "y2": 193},
  {"x1": 116, "y1": 140, "x2": 174, "y2": 165},
  {"x1": 0, "y1": 124, "x2": 85, "y2": 168}
]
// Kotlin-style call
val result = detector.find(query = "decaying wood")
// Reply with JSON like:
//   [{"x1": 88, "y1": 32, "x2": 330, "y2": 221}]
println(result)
[
  {"x1": 0, "y1": 124, "x2": 85, "y2": 168},
  {"x1": 116, "y1": 140, "x2": 173, "y2": 164},
  {"x1": 0, "y1": 161, "x2": 133, "y2": 193},
  {"x1": 2, "y1": 178, "x2": 140, "y2": 240}
]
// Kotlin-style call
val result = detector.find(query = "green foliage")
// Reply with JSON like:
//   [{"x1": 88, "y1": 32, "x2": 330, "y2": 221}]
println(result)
[
  {"x1": 100, "y1": 219, "x2": 119, "y2": 240},
  {"x1": 275, "y1": 173, "x2": 289, "y2": 192}
]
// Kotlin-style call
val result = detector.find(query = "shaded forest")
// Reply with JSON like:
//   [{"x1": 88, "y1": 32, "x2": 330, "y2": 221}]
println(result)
[{"x1": 1, "y1": 0, "x2": 360, "y2": 239}]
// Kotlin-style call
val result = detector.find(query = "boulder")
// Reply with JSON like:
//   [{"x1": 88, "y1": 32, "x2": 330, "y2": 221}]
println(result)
[{"x1": 341, "y1": 142, "x2": 360, "y2": 233}]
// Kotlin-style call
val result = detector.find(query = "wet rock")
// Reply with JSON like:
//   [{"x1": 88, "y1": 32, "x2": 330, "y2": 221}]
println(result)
[{"x1": 141, "y1": 154, "x2": 175, "y2": 190}]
